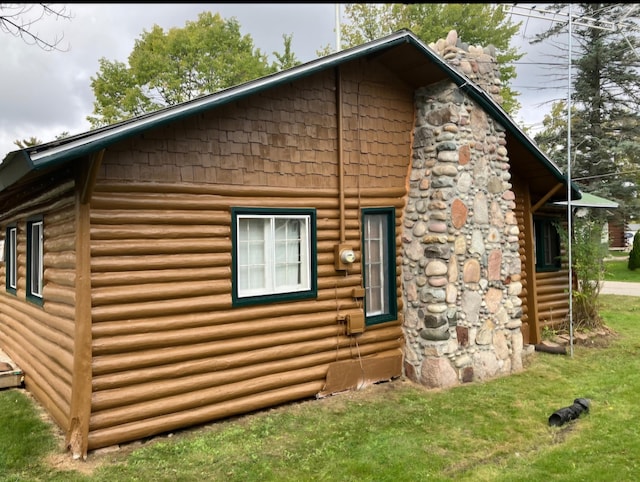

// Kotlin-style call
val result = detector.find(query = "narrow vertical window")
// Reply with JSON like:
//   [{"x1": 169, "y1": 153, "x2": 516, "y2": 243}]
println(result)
[
  {"x1": 27, "y1": 218, "x2": 43, "y2": 303},
  {"x1": 362, "y1": 208, "x2": 397, "y2": 325},
  {"x1": 5, "y1": 226, "x2": 17, "y2": 294}
]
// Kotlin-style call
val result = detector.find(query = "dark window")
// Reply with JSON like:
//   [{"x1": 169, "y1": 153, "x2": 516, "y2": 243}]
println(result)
[
  {"x1": 5, "y1": 225, "x2": 17, "y2": 294},
  {"x1": 26, "y1": 217, "x2": 44, "y2": 304},
  {"x1": 534, "y1": 218, "x2": 561, "y2": 271}
]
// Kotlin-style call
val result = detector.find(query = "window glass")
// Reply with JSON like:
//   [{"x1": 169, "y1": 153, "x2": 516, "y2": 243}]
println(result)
[
  {"x1": 5, "y1": 226, "x2": 17, "y2": 293},
  {"x1": 362, "y1": 208, "x2": 397, "y2": 325},
  {"x1": 534, "y1": 218, "x2": 562, "y2": 271},
  {"x1": 27, "y1": 219, "x2": 43, "y2": 301},
  {"x1": 233, "y1": 208, "x2": 316, "y2": 305}
]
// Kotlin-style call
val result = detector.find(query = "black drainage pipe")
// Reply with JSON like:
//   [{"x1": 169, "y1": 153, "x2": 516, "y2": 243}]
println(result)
[{"x1": 548, "y1": 398, "x2": 590, "y2": 426}]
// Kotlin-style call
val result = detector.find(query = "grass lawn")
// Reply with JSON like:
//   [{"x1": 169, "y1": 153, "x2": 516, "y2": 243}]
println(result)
[
  {"x1": 1, "y1": 294, "x2": 640, "y2": 481},
  {"x1": 604, "y1": 255, "x2": 640, "y2": 282}
]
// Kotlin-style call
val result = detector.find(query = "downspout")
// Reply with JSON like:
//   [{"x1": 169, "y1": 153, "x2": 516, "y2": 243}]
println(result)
[{"x1": 336, "y1": 66, "x2": 345, "y2": 244}]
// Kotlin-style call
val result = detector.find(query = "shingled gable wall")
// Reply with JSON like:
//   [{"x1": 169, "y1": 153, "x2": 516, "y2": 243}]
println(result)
[{"x1": 402, "y1": 31, "x2": 524, "y2": 388}]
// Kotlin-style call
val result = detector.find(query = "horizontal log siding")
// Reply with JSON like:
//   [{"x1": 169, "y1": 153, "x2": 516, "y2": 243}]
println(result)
[
  {"x1": 87, "y1": 61, "x2": 413, "y2": 450},
  {"x1": 88, "y1": 185, "x2": 405, "y2": 449},
  {"x1": 0, "y1": 180, "x2": 76, "y2": 431}
]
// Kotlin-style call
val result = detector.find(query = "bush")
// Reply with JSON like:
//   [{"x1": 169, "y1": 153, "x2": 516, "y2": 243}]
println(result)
[{"x1": 629, "y1": 231, "x2": 640, "y2": 270}]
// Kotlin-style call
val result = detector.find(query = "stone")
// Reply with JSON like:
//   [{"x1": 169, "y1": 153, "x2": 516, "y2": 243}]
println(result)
[
  {"x1": 459, "y1": 144, "x2": 471, "y2": 165},
  {"x1": 451, "y1": 198, "x2": 468, "y2": 229},
  {"x1": 462, "y1": 259, "x2": 481, "y2": 283},
  {"x1": 420, "y1": 357, "x2": 458, "y2": 388},
  {"x1": 473, "y1": 192, "x2": 489, "y2": 224},
  {"x1": 456, "y1": 325, "x2": 469, "y2": 346},
  {"x1": 488, "y1": 250, "x2": 502, "y2": 281},
  {"x1": 485, "y1": 288, "x2": 503, "y2": 313}
]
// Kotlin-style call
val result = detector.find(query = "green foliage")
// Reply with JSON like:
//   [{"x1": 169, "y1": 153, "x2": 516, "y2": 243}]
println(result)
[
  {"x1": 272, "y1": 34, "x2": 301, "y2": 71},
  {"x1": 532, "y1": 3, "x2": 640, "y2": 227},
  {"x1": 628, "y1": 230, "x2": 640, "y2": 270},
  {"x1": 88, "y1": 12, "x2": 275, "y2": 128},
  {"x1": 556, "y1": 212, "x2": 608, "y2": 330},
  {"x1": 339, "y1": 3, "x2": 523, "y2": 115},
  {"x1": 13, "y1": 136, "x2": 43, "y2": 148}
]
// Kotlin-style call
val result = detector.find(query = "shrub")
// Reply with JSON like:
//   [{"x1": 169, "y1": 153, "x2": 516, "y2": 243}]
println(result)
[{"x1": 629, "y1": 230, "x2": 640, "y2": 270}]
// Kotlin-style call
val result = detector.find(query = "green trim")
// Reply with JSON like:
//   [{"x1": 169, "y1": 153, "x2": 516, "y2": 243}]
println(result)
[
  {"x1": 5, "y1": 224, "x2": 17, "y2": 295},
  {"x1": 361, "y1": 207, "x2": 397, "y2": 326},
  {"x1": 26, "y1": 216, "x2": 44, "y2": 306},
  {"x1": 231, "y1": 207, "x2": 317, "y2": 307}
]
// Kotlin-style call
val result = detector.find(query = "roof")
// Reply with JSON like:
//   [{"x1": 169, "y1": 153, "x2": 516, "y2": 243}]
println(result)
[
  {"x1": 0, "y1": 29, "x2": 581, "y2": 200},
  {"x1": 553, "y1": 191, "x2": 619, "y2": 209}
]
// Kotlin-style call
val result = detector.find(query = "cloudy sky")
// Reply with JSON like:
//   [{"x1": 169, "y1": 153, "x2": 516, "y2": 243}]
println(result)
[{"x1": 0, "y1": 3, "x2": 570, "y2": 160}]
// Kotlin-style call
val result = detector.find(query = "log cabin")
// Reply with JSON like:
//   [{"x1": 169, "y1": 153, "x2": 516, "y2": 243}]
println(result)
[{"x1": 0, "y1": 29, "x2": 581, "y2": 458}]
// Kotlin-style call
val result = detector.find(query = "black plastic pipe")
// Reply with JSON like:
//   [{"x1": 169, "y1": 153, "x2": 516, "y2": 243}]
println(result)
[{"x1": 548, "y1": 398, "x2": 590, "y2": 426}]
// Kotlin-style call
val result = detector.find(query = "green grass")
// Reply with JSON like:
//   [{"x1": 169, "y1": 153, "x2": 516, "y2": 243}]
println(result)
[
  {"x1": 604, "y1": 257, "x2": 640, "y2": 282},
  {"x1": 2, "y1": 295, "x2": 640, "y2": 481}
]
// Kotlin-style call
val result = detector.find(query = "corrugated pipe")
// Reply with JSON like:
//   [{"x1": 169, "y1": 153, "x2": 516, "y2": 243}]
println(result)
[{"x1": 548, "y1": 398, "x2": 590, "y2": 426}]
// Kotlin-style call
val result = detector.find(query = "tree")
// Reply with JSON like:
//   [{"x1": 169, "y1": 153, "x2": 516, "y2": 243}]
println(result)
[
  {"x1": 272, "y1": 34, "x2": 301, "y2": 71},
  {"x1": 532, "y1": 3, "x2": 640, "y2": 227},
  {"x1": 556, "y1": 212, "x2": 607, "y2": 331},
  {"x1": 87, "y1": 12, "x2": 276, "y2": 128},
  {"x1": 334, "y1": 4, "x2": 523, "y2": 115},
  {"x1": 0, "y1": 3, "x2": 72, "y2": 51},
  {"x1": 14, "y1": 137, "x2": 43, "y2": 149},
  {"x1": 629, "y1": 230, "x2": 640, "y2": 270}
]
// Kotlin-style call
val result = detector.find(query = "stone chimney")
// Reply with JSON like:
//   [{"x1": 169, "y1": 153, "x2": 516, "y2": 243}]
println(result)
[{"x1": 401, "y1": 30, "x2": 524, "y2": 389}]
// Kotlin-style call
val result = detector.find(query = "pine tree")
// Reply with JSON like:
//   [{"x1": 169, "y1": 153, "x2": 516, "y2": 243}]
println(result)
[
  {"x1": 532, "y1": 3, "x2": 640, "y2": 229},
  {"x1": 629, "y1": 231, "x2": 640, "y2": 270}
]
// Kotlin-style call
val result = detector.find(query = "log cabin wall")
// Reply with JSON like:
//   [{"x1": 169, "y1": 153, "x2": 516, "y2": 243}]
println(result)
[
  {"x1": 86, "y1": 60, "x2": 414, "y2": 450},
  {"x1": 512, "y1": 175, "x2": 570, "y2": 345},
  {"x1": 0, "y1": 177, "x2": 77, "y2": 432}
]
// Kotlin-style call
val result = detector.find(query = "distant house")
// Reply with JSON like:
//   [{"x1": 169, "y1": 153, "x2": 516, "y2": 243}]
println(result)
[{"x1": 0, "y1": 30, "x2": 580, "y2": 458}]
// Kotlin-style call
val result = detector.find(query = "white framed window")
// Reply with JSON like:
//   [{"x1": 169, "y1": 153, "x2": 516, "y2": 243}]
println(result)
[
  {"x1": 233, "y1": 208, "x2": 316, "y2": 305},
  {"x1": 362, "y1": 208, "x2": 397, "y2": 325},
  {"x1": 5, "y1": 226, "x2": 17, "y2": 293},
  {"x1": 27, "y1": 218, "x2": 43, "y2": 302}
]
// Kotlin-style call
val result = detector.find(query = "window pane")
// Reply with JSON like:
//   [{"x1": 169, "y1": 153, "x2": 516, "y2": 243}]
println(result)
[
  {"x1": 29, "y1": 222, "x2": 43, "y2": 297},
  {"x1": 7, "y1": 227, "x2": 16, "y2": 290},
  {"x1": 235, "y1": 212, "x2": 312, "y2": 300},
  {"x1": 364, "y1": 213, "x2": 389, "y2": 317}
]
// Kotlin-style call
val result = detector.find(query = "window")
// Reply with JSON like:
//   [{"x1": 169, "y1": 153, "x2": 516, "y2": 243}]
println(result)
[
  {"x1": 534, "y1": 218, "x2": 562, "y2": 271},
  {"x1": 232, "y1": 208, "x2": 317, "y2": 306},
  {"x1": 362, "y1": 208, "x2": 397, "y2": 325},
  {"x1": 26, "y1": 218, "x2": 44, "y2": 303},
  {"x1": 5, "y1": 225, "x2": 17, "y2": 294}
]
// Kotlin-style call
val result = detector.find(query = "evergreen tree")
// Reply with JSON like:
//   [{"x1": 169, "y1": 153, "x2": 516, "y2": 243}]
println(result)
[
  {"x1": 629, "y1": 230, "x2": 640, "y2": 270},
  {"x1": 532, "y1": 3, "x2": 640, "y2": 227}
]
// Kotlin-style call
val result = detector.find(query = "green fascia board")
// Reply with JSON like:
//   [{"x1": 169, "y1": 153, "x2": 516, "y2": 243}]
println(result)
[
  {"x1": 0, "y1": 150, "x2": 35, "y2": 190},
  {"x1": 1, "y1": 30, "x2": 578, "y2": 199}
]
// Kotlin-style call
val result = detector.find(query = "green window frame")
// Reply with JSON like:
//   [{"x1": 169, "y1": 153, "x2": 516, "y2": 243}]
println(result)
[
  {"x1": 5, "y1": 225, "x2": 17, "y2": 294},
  {"x1": 232, "y1": 207, "x2": 317, "y2": 307},
  {"x1": 534, "y1": 218, "x2": 562, "y2": 271},
  {"x1": 26, "y1": 217, "x2": 44, "y2": 305},
  {"x1": 361, "y1": 207, "x2": 397, "y2": 326}
]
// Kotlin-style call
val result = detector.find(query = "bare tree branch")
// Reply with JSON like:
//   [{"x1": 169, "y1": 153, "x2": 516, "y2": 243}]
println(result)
[{"x1": 0, "y1": 3, "x2": 73, "y2": 51}]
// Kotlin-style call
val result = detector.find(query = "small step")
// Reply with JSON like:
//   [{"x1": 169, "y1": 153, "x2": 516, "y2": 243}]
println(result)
[{"x1": 0, "y1": 348, "x2": 23, "y2": 389}]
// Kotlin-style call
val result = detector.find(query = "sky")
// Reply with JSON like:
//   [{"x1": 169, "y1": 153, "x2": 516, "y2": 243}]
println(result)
[{"x1": 0, "y1": 3, "x2": 571, "y2": 161}]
